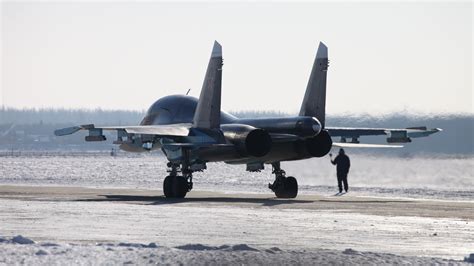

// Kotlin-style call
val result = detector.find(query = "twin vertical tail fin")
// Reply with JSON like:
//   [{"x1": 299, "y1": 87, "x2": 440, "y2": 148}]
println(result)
[
  {"x1": 299, "y1": 42, "x2": 328, "y2": 128},
  {"x1": 193, "y1": 41, "x2": 223, "y2": 129},
  {"x1": 194, "y1": 41, "x2": 325, "y2": 129}
]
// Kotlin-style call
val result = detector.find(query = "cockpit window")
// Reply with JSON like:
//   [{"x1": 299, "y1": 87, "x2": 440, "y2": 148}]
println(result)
[{"x1": 142, "y1": 95, "x2": 237, "y2": 125}]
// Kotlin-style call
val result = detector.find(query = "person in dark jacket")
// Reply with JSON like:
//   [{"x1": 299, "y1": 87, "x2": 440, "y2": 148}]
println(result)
[{"x1": 330, "y1": 148, "x2": 351, "y2": 193}]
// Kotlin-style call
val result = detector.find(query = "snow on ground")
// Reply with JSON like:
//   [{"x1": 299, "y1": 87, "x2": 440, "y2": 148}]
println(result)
[
  {"x1": 1, "y1": 187, "x2": 473, "y2": 261},
  {"x1": 0, "y1": 236, "x2": 471, "y2": 265},
  {"x1": 0, "y1": 153, "x2": 473, "y2": 265},
  {"x1": 0, "y1": 153, "x2": 473, "y2": 201}
]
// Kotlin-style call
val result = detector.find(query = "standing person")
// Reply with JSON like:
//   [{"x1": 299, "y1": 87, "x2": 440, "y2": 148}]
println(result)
[{"x1": 330, "y1": 148, "x2": 350, "y2": 194}]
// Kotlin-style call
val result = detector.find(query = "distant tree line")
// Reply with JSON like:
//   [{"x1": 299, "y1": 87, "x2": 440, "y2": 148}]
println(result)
[{"x1": 0, "y1": 107, "x2": 145, "y2": 125}]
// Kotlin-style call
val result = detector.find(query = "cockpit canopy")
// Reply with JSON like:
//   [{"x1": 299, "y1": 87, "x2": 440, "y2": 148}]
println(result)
[{"x1": 141, "y1": 95, "x2": 237, "y2": 125}]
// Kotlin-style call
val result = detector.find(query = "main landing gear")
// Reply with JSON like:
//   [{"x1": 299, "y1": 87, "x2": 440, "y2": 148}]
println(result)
[
  {"x1": 268, "y1": 162, "x2": 298, "y2": 198},
  {"x1": 163, "y1": 162, "x2": 193, "y2": 198}
]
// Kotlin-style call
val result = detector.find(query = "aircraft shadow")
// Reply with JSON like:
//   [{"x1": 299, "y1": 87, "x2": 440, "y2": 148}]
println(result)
[
  {"x1": 150, "y1": 197, "x2": 314, "y2": 207},
  {"x1": 77, "y1": 194, "x2": 313, "y2": 207},
  {"x1": 318, "y1": 199, "x2": 413, "y2": 204},
  {"x1": 76, "y1": 195, "x2": 165, "y2": 202}
]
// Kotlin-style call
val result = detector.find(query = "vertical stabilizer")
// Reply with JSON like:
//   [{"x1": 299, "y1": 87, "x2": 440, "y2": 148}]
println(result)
[
  {"x1": 299, "y1": 42, "x2": 328, "y2": 128},
  {"x1": 193, "y1": 41, "x2": 223, "y2": 129}
]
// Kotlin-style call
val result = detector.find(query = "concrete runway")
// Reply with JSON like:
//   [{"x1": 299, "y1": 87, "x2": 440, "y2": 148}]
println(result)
[{"x1": 1, "y1": 185, "x2": 473, "y2": 259}]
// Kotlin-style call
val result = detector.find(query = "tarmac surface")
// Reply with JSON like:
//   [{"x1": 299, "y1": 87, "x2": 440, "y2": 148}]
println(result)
[{"x1": 0, "y1": 185, "x2": 473, "y2": 262}]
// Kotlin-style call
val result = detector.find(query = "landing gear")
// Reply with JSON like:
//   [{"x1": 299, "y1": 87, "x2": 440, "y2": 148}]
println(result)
[
  {"x1": 163, "y1": 175, "x2": 190, "y2": 198},
  {"x1": 163, "y1": 162, "x2": 193, "y2": 198},
  {"x1": 268, "y1": 162, "x2": 298, "y2": 198}
]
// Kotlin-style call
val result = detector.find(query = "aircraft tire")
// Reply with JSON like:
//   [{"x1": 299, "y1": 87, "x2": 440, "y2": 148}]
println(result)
[
  {"x1": 274, "y1": 176, "x2": 298, "y2": 198},
  {"x1": 173, "y1": 176, "x2": 188, "y2": 198},
  {"x1": 285, "y1": 176, "x2": 298, "y2": 198},
  {"x1": 163, "y1": 175, "x2": 174, "y2": 198}
]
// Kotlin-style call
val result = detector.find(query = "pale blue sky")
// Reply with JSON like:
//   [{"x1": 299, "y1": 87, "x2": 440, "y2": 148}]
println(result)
[{"x1": 1, "y1": 1, "x2": 472, "y2": 114}]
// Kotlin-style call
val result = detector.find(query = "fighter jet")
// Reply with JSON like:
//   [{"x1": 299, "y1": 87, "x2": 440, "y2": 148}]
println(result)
[{"x1": 55, "y1": 41, "x2": 441, "y2": 198}]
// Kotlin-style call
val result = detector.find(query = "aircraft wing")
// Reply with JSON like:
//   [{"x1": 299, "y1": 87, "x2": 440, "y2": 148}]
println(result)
[
  {"x1": 54, "y1": 123, "x2": 192, "y2": 141},
  {"x1": 333, "y1": 142, "x2": 403, "y2": 148},
  {"x1": 326, "y1": 126, "x2": 442, "y2": 143}
]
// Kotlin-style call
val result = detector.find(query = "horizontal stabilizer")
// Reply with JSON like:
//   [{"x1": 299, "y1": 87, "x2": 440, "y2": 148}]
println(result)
[{"x1": 333, "y1": 142, "x2": 403, "y2": 148}]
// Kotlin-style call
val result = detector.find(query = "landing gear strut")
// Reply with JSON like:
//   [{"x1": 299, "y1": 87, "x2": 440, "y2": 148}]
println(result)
[
  {"x1": 163, "y1": 160, "x2": 193, "y2": 198},
  {"x1": 268, "y1": 162, "x2": 298, "y2": 198}
]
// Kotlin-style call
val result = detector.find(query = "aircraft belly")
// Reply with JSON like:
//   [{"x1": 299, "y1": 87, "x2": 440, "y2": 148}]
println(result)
[
  {"x1": 194, "y1": 146, "x2": 242, "y2": 162},
  {"x1": 224, "y1": 141, "x2": 309, "y2": 165}
]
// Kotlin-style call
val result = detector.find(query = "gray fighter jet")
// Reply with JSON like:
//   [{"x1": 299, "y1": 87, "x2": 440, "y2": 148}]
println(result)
[{"x1": 55, "y1": 41, "x2": 441, "y2": 198}]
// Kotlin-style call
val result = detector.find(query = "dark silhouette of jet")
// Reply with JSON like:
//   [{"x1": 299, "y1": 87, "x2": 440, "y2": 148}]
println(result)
[{"x1": 55, "y1": 41, "x2": 441, "y2": 199}]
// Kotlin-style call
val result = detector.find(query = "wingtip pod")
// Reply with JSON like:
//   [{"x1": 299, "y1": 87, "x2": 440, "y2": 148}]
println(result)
[
  {"x1": 211, "y1": 40, "x2": 222, "y2": 58},
  {"x1": 316, "y1": 42, "x2": 328, "y2": 59}
]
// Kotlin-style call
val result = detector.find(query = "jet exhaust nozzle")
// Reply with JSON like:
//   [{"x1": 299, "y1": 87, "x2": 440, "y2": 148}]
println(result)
[
  {"x1": 221, "y1": 124, "x2": 272, "y2": 157},
  {"x1": 244, "y1": 128, "x2": 272, "y2": 157},
  {"x1": 305, "y1": 130, "x2": 332, "y2": 157}
]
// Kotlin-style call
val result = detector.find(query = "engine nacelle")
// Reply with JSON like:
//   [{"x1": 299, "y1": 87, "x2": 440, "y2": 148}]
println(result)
[
  {"x1": 305, "y1": 130, "x2": 332, "y2": 157},
  {"x1": 221, "y1": 124, "x2": 272, "y2": 157}
]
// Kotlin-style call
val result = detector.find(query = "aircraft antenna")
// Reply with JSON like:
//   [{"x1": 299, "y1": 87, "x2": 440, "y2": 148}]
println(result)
[{"x1": 186, "y1": 89, "x2": 191, "y2": 95}]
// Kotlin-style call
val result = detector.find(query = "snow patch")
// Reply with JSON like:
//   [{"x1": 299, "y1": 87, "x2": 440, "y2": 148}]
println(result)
[
  {"x1": 117, "y1": 242, "x2": 158, "y2": 248},
  {"x1": 343, "y1": 248, "x2": 362, "y2": 255},
  {"x1": 0, "y1": 239, "x2": 467, "y2": 265},
  {"x1": 230, "y1": 244, "x2": 259, "y2": 252},
  {"x1": 175, "y1": 244, "x2": 259, "y2": 252},
  {"x1": 35, "y1": 249, "x2": 48, "y2": 256},
  {"x1": 265, "y1": 247, "x2": 282, "y2": 254},
  {"x1": 11, "y1": 235, "x2": 35, "y2": 245},
  {"x1": 175, "y1": 244, "x2": 228, "y2": 251},
  {"x1": 40, "y1": 242, "x2": 60, "y2": 247}
]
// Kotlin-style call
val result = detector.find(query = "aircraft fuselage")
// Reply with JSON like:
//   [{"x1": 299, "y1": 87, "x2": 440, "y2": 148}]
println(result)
[{"x1": 120, "y1": 94, "x2": 326, "y2": 164}]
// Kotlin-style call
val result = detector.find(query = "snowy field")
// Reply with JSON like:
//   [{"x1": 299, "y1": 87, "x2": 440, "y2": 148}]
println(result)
[
  {"x1": 0, "y1": 236, "x2": 470, "y2": 265},
  {"x1": 0, "y1": 153, "x2": 472, "y2": 200},
  {"x1": 0, "y1": 153, "x2": 473, "y2": 265}
]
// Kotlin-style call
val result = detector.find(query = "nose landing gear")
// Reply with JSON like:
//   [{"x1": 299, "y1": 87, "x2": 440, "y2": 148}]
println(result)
[{"x1": 268, "y1": 162, "x2": 298, "y2": 198}]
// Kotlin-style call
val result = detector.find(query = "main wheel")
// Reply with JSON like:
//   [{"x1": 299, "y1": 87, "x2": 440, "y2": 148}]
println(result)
[
  {"x1": 274, "y1": 176, "x2": 298, "y2": 199},
  {"x1": 163, "y1": 175, "x2": 174, "y2": 198},
  {"x1": 284, "y1": 176, "x2": 298, "y2": 198},
  {"x1": 163, "y1": 176, "x2": 188, "y2": 198},
  {"x1": 173, "y1": 176, "x2": 188, "y2": 198}
]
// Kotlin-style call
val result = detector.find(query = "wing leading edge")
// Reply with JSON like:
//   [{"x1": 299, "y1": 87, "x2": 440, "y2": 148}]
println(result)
[
  {"x1": 54, "y1": 124, "x2": 191, "y2": 137},
  {"x1": 54, "y1": 124, "x2": 192, "y2": 142},
  {"x1": 326, "y1": 126, "x2": 442, "y2": 144}
]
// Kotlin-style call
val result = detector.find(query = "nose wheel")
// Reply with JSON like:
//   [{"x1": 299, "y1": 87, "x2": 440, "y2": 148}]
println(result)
[{"x1": 268, "y1": 162, "x2": 298, "y2": 198}]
